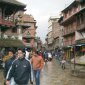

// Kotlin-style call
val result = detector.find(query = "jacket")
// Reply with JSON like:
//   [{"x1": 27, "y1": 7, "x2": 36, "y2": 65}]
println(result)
[
  {"x1": 4, "y1": 56, "x2": 15, "y2": 78},
  {"x1": 6, "y1": 57, "x2": 31, "y2": 84},
  {"x1": 31, "y1": 55, "x2": 44, "y2": 70}
]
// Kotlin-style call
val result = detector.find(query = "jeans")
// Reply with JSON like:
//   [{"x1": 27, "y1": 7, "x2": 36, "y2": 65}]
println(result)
[
  {"x1": 13, "y1": 83, "x2": 27, "y2": 85},
  {"x1": 33, "y1": 69, "x2": 41, "y2": 85},
  {"x1": 10, "y1": 78, "x2": 27, "y2": 85},
  {"x1": 10, "y1": 78, "x2": 16, "y2": 85},
  {"x1": 15, "y1": 84, "x2": 27, "y2": 85}
]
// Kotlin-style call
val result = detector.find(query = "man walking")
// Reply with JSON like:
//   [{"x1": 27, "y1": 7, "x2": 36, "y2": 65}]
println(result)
[
  {"x1": 6, "y1": 48, "x2": 32, "y2": 85},
  {"x1": 31, "y1": 50, "x2": 44, "y2": 85},
  {"x1": 4, "y1": 48, "x2": 16, "y2": 85}
]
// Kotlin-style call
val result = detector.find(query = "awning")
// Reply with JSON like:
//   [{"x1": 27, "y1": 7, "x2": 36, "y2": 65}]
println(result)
[{"x1": 0, "y1": 39, "x2": 25, "y2": 47}]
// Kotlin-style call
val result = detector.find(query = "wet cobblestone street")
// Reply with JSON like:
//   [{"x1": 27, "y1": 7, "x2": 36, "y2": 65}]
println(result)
[
  {"x1": 0, "y1": 69, "x2": 4, "y2": 85},
  {"x1": 40, "y1": 59, "x2": 85, "y2": 85},
  {"x1": 0, "y1": 59, "x2": 85, "y2": 85}
]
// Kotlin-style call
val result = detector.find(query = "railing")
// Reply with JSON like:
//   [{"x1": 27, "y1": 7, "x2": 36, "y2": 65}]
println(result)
[
  {"x1": 64, "y1": 28, "x2": 76, "y2": 36},
  {"x1": 0, "y1": 18, "x2": 15, "y2": 27},
  {"x1": 63, "y1": 11, "x2": 78, "y2": 22},
  {"x1": 64, "y1": 39, "x2": 75, "y2": 46},
  {"x1": 3, "y1": 20, "x2": 15, "y2": 27},
  {"x1": 77, "y1": 23, "x2": 85, "y2": 31},
  {"x1": 17, "y1": 22, "x2": 30, "y2": 28},
  {"x1": 63, "y1": 6, "x2": 85, "y2": 23},
  {"x1": 63, "y1": 21, "x2": 85, "y2": 36}
]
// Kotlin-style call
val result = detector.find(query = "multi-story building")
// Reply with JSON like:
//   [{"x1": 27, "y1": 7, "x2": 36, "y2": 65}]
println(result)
[
  {"x1": 47, "y1": 16, "x2": 58, "y2": 50},
  {"x1": 35, "y1": 37, "x2": 42, "y2": 51},
  {"x1": 60, "y1": 0, "x2": 85, "y2": 59},
  {"x1": 20, "y1": 14, "x2": 37, "y2": 49},
  {"x1": 46, "y1": 16, "x2": 63, "y2": 50},
  {"x1": 47, "y1": 17, "x2": 54, "y2": 50},
  {"x1": 0, "y1": 0, "x2": 37, "y2": 49},
  {"x1": 52, "y1": 18, "x2": 64, "y2": 50},
  {"x1": 58, "y1": 16, "x2": 64, "y2": 49},
  {"x1": 0, "y1": 0, "x2": 26, "y2": 47}
]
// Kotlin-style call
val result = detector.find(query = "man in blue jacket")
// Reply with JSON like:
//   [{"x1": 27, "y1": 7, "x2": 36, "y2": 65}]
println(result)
[
  {"x1": 4, "y1": 48, "x2": 16, "y2": 78},
  {"x1": 4, "y1": 48, "x2": 16, "y2": 85},
  {"x1": 6, "y1": 48, "x2": 32, "y2": 85}
]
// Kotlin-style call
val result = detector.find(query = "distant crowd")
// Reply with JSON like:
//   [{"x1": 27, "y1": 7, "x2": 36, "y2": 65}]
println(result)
[{"x1": 0, "y1": 47, "x2": 66, "y2": 85}]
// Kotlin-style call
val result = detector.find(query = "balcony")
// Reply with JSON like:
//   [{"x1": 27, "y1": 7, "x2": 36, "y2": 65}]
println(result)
[
  {"x1": 0, "y1": 18, "x2": 15, "y2": 27},
  {"x1": 77, "y1": 22, "x2": 85, "y2": 31},
  {"x1": 64, "y1": 39, "x2": 75, "y2": 46},
  {"x1": 17, "y1": 22, "x2": 31, "y2": 28},
  {"x1": 63, "y1": 28, "x2": 76, "y2": 36},
  {"x1": 62, "y1": 7, "x2": 85, "y2": 25}
]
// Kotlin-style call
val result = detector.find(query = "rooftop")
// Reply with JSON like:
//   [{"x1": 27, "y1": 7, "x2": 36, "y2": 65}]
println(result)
[
  {"x1": 62, "y1": 1, "x2": 77, "y2": 12},
  {"x1": 0, "y1": 0, "x2": 26, "y2": 7},
  {"x1": 62, "y1": 0, "x2": 85, "y2": 12}
]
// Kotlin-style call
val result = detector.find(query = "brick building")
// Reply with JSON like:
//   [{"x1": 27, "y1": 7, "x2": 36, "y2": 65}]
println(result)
[
  {"x1": 0, "y1": 0, "x2": 37, "y2": 49},
  {"x1": 46, "y1": 16, "x2": 63, "y2": 50},
  {"x1": 60, "y1": 0, "x2": 85, "y2": 59},
  {"x1": 21, "y1": 14, "x2": 37, "y2": 49},
  {"x1": 52, "y1": 18, "x2": 64, "y2": 50},
  {"x1": 0, "y1": 0, "x2": 26, "y2": 47}
]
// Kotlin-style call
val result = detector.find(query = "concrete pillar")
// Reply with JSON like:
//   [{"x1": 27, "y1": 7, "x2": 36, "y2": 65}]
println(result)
[{"x1": 18, "y1": 25, "x2": 22, "y2": 40}]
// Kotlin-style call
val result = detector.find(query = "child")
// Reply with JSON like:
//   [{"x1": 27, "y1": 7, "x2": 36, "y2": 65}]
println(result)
[{"x1": 61, "y1": 57, "x2": 66, "y2": 70}]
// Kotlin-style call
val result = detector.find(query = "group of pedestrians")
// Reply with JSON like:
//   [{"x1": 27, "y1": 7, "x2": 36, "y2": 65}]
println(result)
[
  {"x1": 3, "y1": 48, "x2": 44, "y2": 85},
  {"x1": 53, "y1": 49, "x2": 66, "y2": 70},
  {"x1": 43, "y1": 51, "x2": 53, "y2": 63}
]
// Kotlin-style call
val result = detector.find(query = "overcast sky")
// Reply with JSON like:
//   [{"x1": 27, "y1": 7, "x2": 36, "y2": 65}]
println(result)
[{"x1": 18, "y1": 0, "x2": 74, "y2": 42}]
